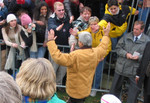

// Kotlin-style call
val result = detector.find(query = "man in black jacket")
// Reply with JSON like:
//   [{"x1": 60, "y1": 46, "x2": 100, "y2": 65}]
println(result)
[
  {"x1": 136, "y1": 41, "x2": 150, "y2": 103},
  {"x1": 48, "y1": 1, "x2": 72, "y2": 85}
]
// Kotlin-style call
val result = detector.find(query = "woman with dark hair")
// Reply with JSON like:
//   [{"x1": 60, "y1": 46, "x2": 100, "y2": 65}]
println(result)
[
  {"x1": 31, "y1": 1, "x2": 51, "y2": 58},
  {"x1": 98, "y1": 0, "x2": 139, "y2": 49},
  {"x1": 33, "y1": 1, "x2": 51, "y2": 22}
]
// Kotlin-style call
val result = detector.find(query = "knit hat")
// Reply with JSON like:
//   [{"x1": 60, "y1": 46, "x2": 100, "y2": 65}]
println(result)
[
  {"x1": 6, "y1": 14, "x2": 17, "y2": 23},
  {"x1": 20, "y1": 14, "x2": 32, "y2": 26},
  {"x1": 100, "y1": 94, "x2": 122, "y2": 103}
]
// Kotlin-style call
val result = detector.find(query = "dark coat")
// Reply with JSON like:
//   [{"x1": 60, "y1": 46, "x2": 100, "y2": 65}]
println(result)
[
  {"x1": 5, "y1": 0, "x2": 34, "y2": 18},
  {"x1": 137, "y1": 42, "x2": 150, "y2": 92},
  {"x1": 48, "y1": 13, "x2": 71, "y2": 45},
  {"x1": 20, "y1": 30, "x2": 33, "y2": 47}
]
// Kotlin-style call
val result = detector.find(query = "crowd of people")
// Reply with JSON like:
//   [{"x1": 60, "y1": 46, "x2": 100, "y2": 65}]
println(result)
[{"x1": 0, "y1": 0, "x2": 149, "y2": 103}]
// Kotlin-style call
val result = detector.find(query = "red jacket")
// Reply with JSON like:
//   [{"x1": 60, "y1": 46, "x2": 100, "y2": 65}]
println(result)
[
  {"x1": 45, "y1": 0, "x2": 64, "y2": 11},
  {"x1": 16, "y1": 0, "x2": 25, "y2": 4}
]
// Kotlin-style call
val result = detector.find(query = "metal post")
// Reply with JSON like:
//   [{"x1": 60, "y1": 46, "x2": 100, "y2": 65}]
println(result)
[
  {"x1": 144, "y1": 7, "x2": 150, "y2": 25},
  {"x1": 0, "y1": 42, "x2": 1, "y2": 71},
  {"x1": 126, "y1": 0, "x2": 135, "y2": 32},
  {"x1": 12, "y1": 48, "x2": 17, "y2": 78},
  {"x1": 131, "y1": 0, "x2": 140, "y2": 31}
]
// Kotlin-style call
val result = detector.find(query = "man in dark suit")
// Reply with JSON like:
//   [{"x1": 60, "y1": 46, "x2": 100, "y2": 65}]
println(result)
[{"x1": 136, "y1": 41, "x2": 150, "y2": 103}]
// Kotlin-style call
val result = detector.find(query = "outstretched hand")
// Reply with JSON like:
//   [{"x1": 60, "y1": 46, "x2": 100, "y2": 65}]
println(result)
[
  {"x1": 70, "y1": 43, "x2": 75, "y2": 52},
  {"x1": 56, "y1": 23, "x2": 64, "y2": 31},
  {"x1": 48, "y1": 29, "x2": 57, "y2": 41},
  {"x1": 69, "y1": 16, "x2": 74, "y2": 23},
  {"x1": 103, "y1": 22, "x2": 110, "y2": 36},
  {"x1": 69, "y1": 28, "x2": 78, "y2": 36}
]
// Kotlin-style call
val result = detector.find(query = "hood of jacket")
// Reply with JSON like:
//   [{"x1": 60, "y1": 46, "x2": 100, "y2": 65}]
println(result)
[
  {"x1": 104, "y1": 4, "x2": 122, "y2": 15},
  {"x1": 103, "y1": 4, "x2": 130, "y2": 26}
]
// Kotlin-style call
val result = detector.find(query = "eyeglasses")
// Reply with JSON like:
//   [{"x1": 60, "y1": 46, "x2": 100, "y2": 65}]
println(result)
[{"x1": 57, "y1": 9, "x2": 65, "y2": 12}]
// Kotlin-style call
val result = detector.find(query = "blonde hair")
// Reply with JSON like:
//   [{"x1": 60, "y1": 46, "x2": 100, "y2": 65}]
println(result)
[
  {"x1": 54, "y1": 1, "x2": 64, "y2": 10},
  {"x1": 16, "y1": 58, "x2": 56, "y2": 100},
  {"x1": 88, "y1": 16, "x2": 99, "y2": 25},
  {"x1": 0, "y1": 71, "x2": 22, "y2": 103}
]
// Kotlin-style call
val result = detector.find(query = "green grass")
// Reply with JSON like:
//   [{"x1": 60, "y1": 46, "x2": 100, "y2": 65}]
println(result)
[
  {"x1": 57, "y1": 89, "x2": 103, "y2": 103},
  {"x1": 57, "y1": 89, "x2": 143, "y2": 103}
]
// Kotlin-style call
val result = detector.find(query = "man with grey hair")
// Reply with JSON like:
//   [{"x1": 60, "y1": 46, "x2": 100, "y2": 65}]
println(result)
[
  {"x1": 110, "y1": 21, "x2": 150, "y2": 103},
  {"x1": 47, "y1": 23, "x2": 110, "y2": 103},
  {"x1": 78, "y1": 31, "x2": 92, "y2": 47}
]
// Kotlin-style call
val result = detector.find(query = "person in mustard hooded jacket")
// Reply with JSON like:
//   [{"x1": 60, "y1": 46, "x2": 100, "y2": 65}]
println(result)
[
  {"x1": 98, "y1": 0, "x2": 139, "y2": 49},
  {"x1": 47, "y1": 23, "x2": 111, "y2": 103},
  {"x1": 69, "y1": 16, "x2": 111, "y2": 97}
]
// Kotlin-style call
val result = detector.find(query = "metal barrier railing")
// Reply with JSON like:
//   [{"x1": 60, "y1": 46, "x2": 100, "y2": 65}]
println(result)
[
  {"x1": 0, "y1": 41, "x2": 144, "y2": 102},
  {"x1": 0, "y1": 40, "x2": 3, "y2": 71},
  {"x1": 0, "y1": 0, "x2": 149, "y2": 101}
]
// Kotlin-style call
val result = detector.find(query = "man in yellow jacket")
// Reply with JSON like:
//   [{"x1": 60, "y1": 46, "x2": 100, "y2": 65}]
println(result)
[{"x1": 47, "y1": 23, "x2": 111, "y2": 103}]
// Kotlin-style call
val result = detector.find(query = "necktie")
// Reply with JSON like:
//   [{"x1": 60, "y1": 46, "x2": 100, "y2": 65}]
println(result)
[{"x1": 135, "y1": 36, "x2": 138, "y2": 42}]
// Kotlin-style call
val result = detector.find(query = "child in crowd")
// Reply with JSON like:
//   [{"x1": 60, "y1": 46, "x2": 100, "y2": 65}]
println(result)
[
  {"x1": 16, "y1": 58, "x2": 66, "y2": 103},
  {"x1": 0, "y1": 71, "x2": 22, "y2": 103}
]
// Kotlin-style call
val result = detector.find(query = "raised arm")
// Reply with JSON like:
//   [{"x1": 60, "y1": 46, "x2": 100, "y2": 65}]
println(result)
[
  {"x1": 47, "y1": 29, "x2": 75, "y2": 66},
  {"x1": 95, "y1": 23, "x2": 111, "y2": 60}
]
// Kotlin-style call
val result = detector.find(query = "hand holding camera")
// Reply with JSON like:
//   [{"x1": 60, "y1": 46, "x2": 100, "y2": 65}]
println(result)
[{"x1": 27, "y1": 23, "x2": 36, "y2": 33}]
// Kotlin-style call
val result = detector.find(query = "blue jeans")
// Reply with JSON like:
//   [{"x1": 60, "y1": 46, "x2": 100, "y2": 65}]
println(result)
[
  {"x1": 111, "y1": 38, "x2": 118, "y2": 50},
  {"x1": 92, "y1": 58, "x2": 106, "y2": 89},
  {"x1": 138, "y1": 7, "x2": 150, "y2": 23},
  {"x1": 111, "y1": 32, "x2": 125, "y2": 50},
  {"x1": 30, "y1": 46, "x2": 46, "y2": 58},
  {"x1": 138, "y1": 7, "x2": 150, "y2": 33}
]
